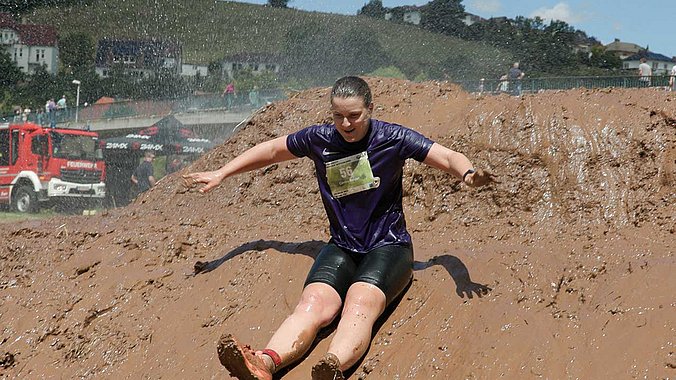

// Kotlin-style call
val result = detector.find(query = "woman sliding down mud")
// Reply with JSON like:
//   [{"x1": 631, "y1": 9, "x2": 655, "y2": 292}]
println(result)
[{"x1": 183, "y1": 76, "x2": 495, "y2": 380}]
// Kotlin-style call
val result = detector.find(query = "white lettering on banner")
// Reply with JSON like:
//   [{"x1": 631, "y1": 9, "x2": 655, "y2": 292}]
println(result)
[
  {"x1": 140, "y1": 144, "x2": 162, "y2": 151},
  {"x1": 187, "y1": 138, "x2": 209, "y2": 143},
  {"x1": 67, "y1": 161, "x2": 94, "y2": 169},
  {"x1": 182, "y1": 146, "x2": 204, "y2": 153},
  {"x1": 125, "y1": 134, "x2": 151, "y2": 139},
  {"x1": 106, "y1": 142, "x2": 128, "y2": 149}
]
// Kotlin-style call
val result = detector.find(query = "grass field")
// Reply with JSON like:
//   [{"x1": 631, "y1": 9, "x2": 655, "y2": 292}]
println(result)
[
  {"x1": 26, "y1": 1, "x2": 513, "y2": 81},
  {"x1": 0, "y1": 209, "x2": 58, "y2": 224}
]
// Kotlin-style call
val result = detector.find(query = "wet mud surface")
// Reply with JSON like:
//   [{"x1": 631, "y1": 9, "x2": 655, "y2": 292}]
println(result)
[{"x1": 1, "y1": 78, "x2": 674, "y2": 379}]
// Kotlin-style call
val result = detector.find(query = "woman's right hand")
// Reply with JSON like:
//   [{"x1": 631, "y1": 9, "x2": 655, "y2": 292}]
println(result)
[{"x1": 182, "y1": 171, "x2": 225, "y2": 193}]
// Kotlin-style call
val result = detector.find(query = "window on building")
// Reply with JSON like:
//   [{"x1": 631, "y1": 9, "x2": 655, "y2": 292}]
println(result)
[
  {"x1": 19, "y1": 48, "x2": 22, "y2": 57},
  {"x1": 36, "y1": 50, "x2": 39, "y2": 61},
  {"x1": 652, "y1": 62, "x2": 658, "y2": 70},
  {"x1": 623, "y1": 62, "x2": 629, "y2": 69},
  {"x1": 41, "y1": 50, "x2": 45, "y2": 59}
]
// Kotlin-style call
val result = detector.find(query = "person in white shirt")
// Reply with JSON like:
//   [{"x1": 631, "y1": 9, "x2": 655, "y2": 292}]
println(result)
[
  {"x1": 669, "y1": 65, "x2": 676, "y2": 91},
  {"x1": 638, "y1": 58, "x2": 652, "y2": 87}
]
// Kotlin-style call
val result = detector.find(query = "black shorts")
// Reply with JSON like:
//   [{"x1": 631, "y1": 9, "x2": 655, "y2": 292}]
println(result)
[{"x1": 304, "y1": 242, "x2": 413, "y2": 305}]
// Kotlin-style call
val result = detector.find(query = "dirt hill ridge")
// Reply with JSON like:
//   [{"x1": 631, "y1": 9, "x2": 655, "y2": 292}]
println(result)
[{"x1": 1, "y1": 78, "x2": 674, "y2": 379}]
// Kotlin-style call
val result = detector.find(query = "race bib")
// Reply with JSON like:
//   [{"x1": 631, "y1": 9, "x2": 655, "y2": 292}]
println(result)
[{"x1": 326, "y1": 151, "x2": 380, "y2": 198}]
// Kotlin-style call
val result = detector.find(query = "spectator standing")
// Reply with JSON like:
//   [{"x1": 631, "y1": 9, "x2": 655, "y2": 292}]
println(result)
[
  {"x1": 223, "y1": 82, "x2": 236, "y2": 109},
  {"x1": 496, "y1": 74, "x2": 509, "y2": 93},
  {"x1": 669, "y1": 65, "x2": 676, "y2": 91},
  {"x1": 46, "y1": 98, "x2": 56, "y2": 128},
  {"x1": 36, "y1": 108, "x2": 44, "y2": 126},
  {"x1": 56, "y1": 95, "x2": 67, "y2": 122},
  {"x1": 56, "y1": 95, "x2": 67, "y2": 111},
  {"x1": 249, "y1": 86, "x2": 260, "y2": 108},
  {"x1": 21, "y1": 107, "x2": 31, "y2": 122},
  {"x1": 638, "y1": 58, "x2": 652, "y2": 87},
  {"x1": 508, "y1": 62, "x2": 525, "y2": 96},
  {"x1": 131, "y1": 151, "x2": 157, "y2": 196}
]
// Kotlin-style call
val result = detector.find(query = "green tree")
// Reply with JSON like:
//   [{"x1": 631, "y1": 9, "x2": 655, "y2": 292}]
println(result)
[
  {"x1": 0, "y1": 50, "x2": 23, "y2": 89},
  {"x1": 358, "y1": 0, "x2": 386, "y2": 18},
  {"x1": 585, "y1": 46, "x2": 622, "y2": 70},
  {"x1": 13, "y1": 65, "x2": 57, "y2": 112},
  {"x1": 233, "y1": 68, "x2": 278, "y2": 94},
  {"x1": 100, "y1": 64, "x2": 134, "y2": 99},
  {"x1": 422, "y1": 0, "x2": 466, "y2": 37},
  {"x1": 59, "y1": 32, "x2": 95, "y2": 75},
  {"x1": 268, "y1": 0, "x2": 289, "y2": 8},
  {"x1": 1, "y1": 0, "x2": 95, "y2": 14}
]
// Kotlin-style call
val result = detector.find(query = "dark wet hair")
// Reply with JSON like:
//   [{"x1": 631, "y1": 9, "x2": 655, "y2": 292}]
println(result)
[{"x1": 331, "y1": 76, "x2": 372, "y2": 106}]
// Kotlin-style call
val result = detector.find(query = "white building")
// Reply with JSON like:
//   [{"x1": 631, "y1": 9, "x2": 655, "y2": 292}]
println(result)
[
  {"x1": 460, "y1": 13, "x2": 484, "y2": 26},
  {"x1": 385, "y1": 6, "x2": 421, "y2": 25},
  {"x1": 221, "y1": 53, "x2": 281, "y2": 79},
  {"x1": 181, "y1": 63, "x2": 209, "y2": 77},
  {"x1": 623, "y1": 51, "x2": 675, "y2": 75},
  {"x1": 0, "y1": 13, "x2": 59, "y2": 75}
]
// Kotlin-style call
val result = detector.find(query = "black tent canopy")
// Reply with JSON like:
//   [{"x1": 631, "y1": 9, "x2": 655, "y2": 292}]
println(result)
[
  {"x1": 102, "y1": 115, "x2": 215, "y2": 207},
  {"x1": 103, "y1": 115, "x2": 214, "y2": 156}
]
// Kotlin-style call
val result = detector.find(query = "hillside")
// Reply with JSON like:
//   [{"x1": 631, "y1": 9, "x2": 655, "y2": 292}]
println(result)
[
  {"x1": 25, "y1": 1, "x2": 513, "y2": 81},
  {"x1": 0, "y1": 79, "x2": 674, "y2": 379}
]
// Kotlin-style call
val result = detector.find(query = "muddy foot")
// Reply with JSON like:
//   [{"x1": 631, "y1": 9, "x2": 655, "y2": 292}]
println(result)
[
  {"x1": 311, "y1": 353, "x2": 345, "y2": 380},
  {"x1": 217, "y1": 334, "x2": 272, "y2": 380}
]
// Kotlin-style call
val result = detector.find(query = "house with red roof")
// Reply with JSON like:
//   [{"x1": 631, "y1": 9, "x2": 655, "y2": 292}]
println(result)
[{"x1": 0, "y1": 12, "x2": 58, "y2": 74}]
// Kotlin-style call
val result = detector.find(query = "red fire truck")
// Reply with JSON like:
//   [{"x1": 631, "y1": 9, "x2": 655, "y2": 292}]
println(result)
[{"x1": 0, "y1": 122, "x2": 106, "y2": 213}]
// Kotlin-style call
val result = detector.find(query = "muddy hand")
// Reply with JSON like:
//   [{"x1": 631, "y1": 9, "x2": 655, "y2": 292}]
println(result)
[
  {"x1": 182, "y1": 171, "x2": 224, "y2": 193},
  {"x1": 466, "y1": 169, "x2": 498, "y2": 187}
]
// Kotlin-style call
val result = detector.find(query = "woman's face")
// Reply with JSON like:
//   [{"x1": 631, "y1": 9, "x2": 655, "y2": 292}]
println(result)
[{"x1": 331, "y1": 96, "x2": 373, "y2": 143}]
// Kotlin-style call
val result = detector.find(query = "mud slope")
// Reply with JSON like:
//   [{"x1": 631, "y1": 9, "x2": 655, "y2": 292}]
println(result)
[{"x1": 1, "y1": 78, "x2": 674, "y2": 379}]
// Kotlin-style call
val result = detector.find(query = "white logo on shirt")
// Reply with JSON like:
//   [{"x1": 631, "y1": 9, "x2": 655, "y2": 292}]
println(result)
[{"x1": 322, "y1": 148, "x2": 340, "y2": 156}]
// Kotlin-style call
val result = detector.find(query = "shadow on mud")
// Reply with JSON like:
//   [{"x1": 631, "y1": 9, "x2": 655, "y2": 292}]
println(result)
[
  {"x1": 194, "y1": 240, "x2": 490, "y2": 379},
  {"x1": 414, "y1": 255, "x2": 492, "y2": 299},
  {"x1": 191, "y1": 239, "x2": 325, "y2": 275}
]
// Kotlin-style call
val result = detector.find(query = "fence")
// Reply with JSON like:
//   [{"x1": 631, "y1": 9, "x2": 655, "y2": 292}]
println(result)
[
  {"x1": 3, "y1": 76, "x2": 674, "y2": 125},
  {"x1": 458, "y1": 75, "x2": 674, "y2": 95},
  {"x1": 1, "y1": 88, "x2": 287, "y2": 126}
]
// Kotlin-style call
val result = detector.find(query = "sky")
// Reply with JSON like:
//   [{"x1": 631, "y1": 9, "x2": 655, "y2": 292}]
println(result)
[{"x1": 229, "y1": 0, "x2": 674, "y2": 59}]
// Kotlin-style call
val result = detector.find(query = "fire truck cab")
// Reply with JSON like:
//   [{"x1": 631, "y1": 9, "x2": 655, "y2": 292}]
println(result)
[{"x1": 0, "y1": 122, "x2": 106, "y2": 213}]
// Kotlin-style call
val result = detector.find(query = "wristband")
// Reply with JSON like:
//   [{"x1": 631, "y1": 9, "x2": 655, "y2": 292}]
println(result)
[{"x1": 462, "y1": 169, "x2": 476, "y2": 182}]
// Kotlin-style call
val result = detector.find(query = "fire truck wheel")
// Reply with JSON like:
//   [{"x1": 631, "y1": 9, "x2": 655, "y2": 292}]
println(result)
[{"x1": 12, "y1": 185, "x2": 39, "y2": 213}]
